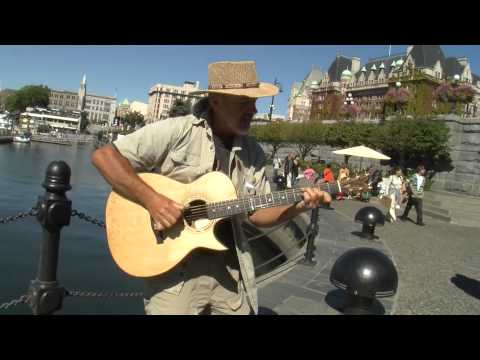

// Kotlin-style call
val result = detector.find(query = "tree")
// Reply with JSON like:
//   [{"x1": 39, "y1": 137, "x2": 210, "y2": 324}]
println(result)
[
  {"x1": 0, "y1": 89, "x2": 17, "y2": 111},
  {"x1": 287, "y1": 122, "x2": 325, "y2": 159},
  {"x1": 124, "y1": 111, "x2": 145, "y2": 130},
  {"x1": 250, "y1": 122, "x2": 289, "y2": 159},
  {"x1": 169, "y1": 99, "x2": 192, "y2": 117},
  {"x1": 5, "y1": 85, "x2": 50, "y2": 113},
  {"x1": 377, "y1": 117, "x2": 452, "y2": 172}
]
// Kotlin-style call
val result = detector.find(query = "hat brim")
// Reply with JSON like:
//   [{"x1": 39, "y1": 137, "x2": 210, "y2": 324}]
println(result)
[{"x1": 190, "y1": 82, "x2": 279, "y2": 98}]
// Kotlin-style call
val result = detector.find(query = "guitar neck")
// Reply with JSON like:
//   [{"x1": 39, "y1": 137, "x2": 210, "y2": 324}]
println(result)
[{"x1": 206, "y1": 181, "x2": 342, "y2": 220}]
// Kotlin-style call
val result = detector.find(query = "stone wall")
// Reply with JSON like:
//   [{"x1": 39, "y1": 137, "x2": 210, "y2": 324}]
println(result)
[{"x1": 431, "y1": 115, "x2": 480, "y2": 196}]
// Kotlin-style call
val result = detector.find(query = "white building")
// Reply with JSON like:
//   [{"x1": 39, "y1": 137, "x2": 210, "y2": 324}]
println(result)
[
  {"x1": 19, "y1": 108, "x2": 81, "y2": 133},
  {"x1": 49, "y1": 75, "x2": 117, "y2": 126},
  {"x1": 0, "y1": 113, "x2": 12, "y2": 130},
  {"x1": 147, "y1": 80, "x2": 203, "y2": 122},
  {"x1": 129, "y1": 101, "x2": 148, "y2": 118}
]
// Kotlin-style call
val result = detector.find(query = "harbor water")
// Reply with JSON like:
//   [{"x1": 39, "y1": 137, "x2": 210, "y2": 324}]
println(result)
[{"x1": 0, "y1": 141, "x2": 305, "y2": 314}]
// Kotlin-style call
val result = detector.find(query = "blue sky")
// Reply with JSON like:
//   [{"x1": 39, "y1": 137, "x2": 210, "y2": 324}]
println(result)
[{"x1": 1, "y1": 45, "x2": 479, "y2": 116}]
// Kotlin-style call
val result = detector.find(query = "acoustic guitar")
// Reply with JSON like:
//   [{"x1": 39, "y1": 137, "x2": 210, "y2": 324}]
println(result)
[{"x1": 105, "y1": 171, "x2": 367, "y2": 278}]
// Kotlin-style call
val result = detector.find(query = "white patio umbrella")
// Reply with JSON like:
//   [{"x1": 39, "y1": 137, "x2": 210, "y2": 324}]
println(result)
[
  {"x1": 333, "y1": 145, "x2": 390, "y2": 171},
  {"x1": 332, "y1": 145, "x2": 391, "y2": 160}
]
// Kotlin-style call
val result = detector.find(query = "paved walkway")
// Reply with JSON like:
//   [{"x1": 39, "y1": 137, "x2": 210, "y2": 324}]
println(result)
[
  {"x1": 258, "y1": 191, "x2": 480, "y2": 315},
  {"x1": 257, "y1": 200, "x2": 396, "y2": 315}
]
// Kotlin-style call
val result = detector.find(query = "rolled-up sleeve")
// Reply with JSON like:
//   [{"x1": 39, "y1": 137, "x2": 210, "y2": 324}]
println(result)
[{"x1": 113, "y1": 119, "x2": 180, "y2": 172}]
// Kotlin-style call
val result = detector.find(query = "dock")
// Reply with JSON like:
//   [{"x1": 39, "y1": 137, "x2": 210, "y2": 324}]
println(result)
[{"x1": 31, "y1": 135, "x2": 72, "y2": 146}]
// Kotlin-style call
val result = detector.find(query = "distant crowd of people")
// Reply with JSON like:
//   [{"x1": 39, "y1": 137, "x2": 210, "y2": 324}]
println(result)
[{"x1": 272, "y1": 154, "x2": 428, "y2": 227}]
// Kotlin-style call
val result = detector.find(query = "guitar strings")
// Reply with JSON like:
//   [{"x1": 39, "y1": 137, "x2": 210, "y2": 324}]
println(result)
[{"x1": 180, "y1": 179, "x2": 360, "y2": 216}]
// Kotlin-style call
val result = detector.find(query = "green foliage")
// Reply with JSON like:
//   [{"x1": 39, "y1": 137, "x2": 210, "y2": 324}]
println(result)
[
  {"x1": 411, "y1": 83, "x2": 435, "y2": 118},
  {"x1": 123, "y1": 111, "x2": 145, "y2": 129},
  {"x1": 0, "y1": 89, "x2": 17, "y2": 111},
  {"x1": 377, "y1": 117, "x2": 452, "y2": 172},
  {"x1": 250, "y1": 122, "x2": 289, "y2": 159},
  {"x1": 251, "y1": 117, "x2": 452, "y2": 173},
  {"x1": 169, "y1": 99, "x2": 192, "y2": 117},
  {"x1": 286, "y1": 122, "x2": 325, "y2": 159},
  {"x1": 5, "y1": 85, "x2": 50, "y2": 112}
]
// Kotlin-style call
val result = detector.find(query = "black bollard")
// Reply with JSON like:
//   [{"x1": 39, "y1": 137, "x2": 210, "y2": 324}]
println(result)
[
  {"x1": 353, "y1": 206, "x2": 385, "y2": 240},
  {"x1": 330, "y1": 247, "x2": 398, "y2": 315},
  {"x1": 298, "y1": 207, "x2": 319, "y2": 267},
  {"x1": 27, "y1": 161, "x2": 72, "y2": 315}
]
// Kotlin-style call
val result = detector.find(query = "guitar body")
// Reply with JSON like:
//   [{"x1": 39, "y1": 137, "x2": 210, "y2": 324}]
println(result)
[{"x1": 105, "y1": 171, "x2": 237, "y2": 278}]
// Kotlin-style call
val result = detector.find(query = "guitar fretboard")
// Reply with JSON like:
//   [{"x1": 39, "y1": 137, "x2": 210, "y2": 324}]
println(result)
[{"x1": 205, "y1": 181, "x2": 341, "y2": 220}]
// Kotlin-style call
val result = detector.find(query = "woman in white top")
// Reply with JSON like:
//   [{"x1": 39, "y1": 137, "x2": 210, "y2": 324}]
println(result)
[{"x1": 385, "y1": 167, "x2": 405, "y2": 222}]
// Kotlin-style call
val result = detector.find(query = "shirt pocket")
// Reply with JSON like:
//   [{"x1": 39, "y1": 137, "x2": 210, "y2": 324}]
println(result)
[
  {"x1": 168, "y1": 150, "x2": 201, "y2": 181},
  {"x1": 171, "y1": 150, "x2": 201, "y2": 167}
]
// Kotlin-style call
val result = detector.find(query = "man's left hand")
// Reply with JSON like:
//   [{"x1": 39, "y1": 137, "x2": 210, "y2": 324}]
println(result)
[{"x1": 296, "y1": 187, "x2": 332, "y2": 210}]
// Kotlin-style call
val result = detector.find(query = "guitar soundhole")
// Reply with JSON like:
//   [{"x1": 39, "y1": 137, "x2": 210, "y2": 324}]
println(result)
[{"x1": 184, "y1": 199, "x2": 210, "y2": 230}]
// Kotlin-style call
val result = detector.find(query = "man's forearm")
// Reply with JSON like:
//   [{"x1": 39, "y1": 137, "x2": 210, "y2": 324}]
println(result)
[
  {"x1": 248, "y1": 204, "x2": 306, "y2": 228},
  {"x1": 91, "y1": 144, "x2": 156, "y2": 208}
]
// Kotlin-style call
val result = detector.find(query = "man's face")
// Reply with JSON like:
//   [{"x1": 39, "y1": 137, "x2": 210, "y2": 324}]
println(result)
[
  {"x1": 420, "y1": 168, "x2": 427, "y2": 176},
  {"x1": 211, "y1": 95, "x2": 257, "y2": 136}
]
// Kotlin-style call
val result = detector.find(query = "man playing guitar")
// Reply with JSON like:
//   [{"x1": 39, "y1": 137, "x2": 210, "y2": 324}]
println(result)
[{"x1": 91, "y1": 61, "x2": 331, "y2": 315}]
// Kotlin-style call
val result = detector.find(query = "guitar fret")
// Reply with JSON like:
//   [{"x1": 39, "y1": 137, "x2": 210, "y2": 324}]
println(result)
[{"x1": 207, "y1": 177, "x2": 360, "y2": 219}]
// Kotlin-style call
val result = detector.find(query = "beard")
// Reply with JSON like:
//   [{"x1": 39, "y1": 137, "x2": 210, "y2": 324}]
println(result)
[{"x1": 225, "y1": 115, "x2": 252, "y2": 136}]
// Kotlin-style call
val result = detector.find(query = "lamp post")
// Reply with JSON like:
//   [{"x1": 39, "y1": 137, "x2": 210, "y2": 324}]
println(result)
[
  {"x1": 268, "y1": 78, "x2": 282, "y2": 121},
  {"x1": 344, "y1": 92, "x2": 355, "y2": 120}
]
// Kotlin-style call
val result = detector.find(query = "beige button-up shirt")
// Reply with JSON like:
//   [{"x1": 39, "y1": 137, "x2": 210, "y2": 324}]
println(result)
[{"x1": 112, "y1": 99, "x2": 271, "y2": 313}]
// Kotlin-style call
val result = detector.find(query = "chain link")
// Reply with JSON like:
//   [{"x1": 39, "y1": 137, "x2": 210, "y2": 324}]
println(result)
[
  {"x1": 67, "y1": 290, "x2": 144, "y2": 298},
  {"x1": 0, "y1": 207, "x2": 38, "y2": 225},
  {"x1": 71, "y1": 209, "x2": 105, "y2": 228},
  {"x1": 0, "y1": 295, "x2": 30, "y2": 311}
]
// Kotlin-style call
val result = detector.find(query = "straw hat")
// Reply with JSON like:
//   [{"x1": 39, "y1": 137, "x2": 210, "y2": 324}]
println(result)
[{"x1": 191, "y1": 61, "x2": 279, "y2": 98}]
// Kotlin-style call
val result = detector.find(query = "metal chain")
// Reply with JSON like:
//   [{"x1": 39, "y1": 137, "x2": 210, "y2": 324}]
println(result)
[
  {"x1": 0, "y1": 207, "x2": 38, "y2": 225},
  {"x1": 0, "y1": 295, "x2": 30, "y2": 311},
  {"x1": 71, "y1": 209, "x2": 105, "y2": 228},
  {"x1": 66, "y1": 290, "x2": 144, "y2": 298}
]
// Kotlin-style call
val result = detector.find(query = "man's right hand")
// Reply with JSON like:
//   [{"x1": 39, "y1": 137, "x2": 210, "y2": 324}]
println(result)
[{"x1": 144, "y1": 193, "x2": 184, "y2": 231}]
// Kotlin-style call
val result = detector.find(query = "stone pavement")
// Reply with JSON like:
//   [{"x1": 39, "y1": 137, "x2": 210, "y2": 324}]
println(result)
[
  {"x1": 371, "y1": 204, "x2": 480, "y2": 315},
  {"x1": 257, "y1": 191, "x2": 480, "y2": 315},
  {"x1": 424, "y1": 190, "x2": 480, "y2": 228},
  {"x1": 257, "y1": 199, "x2": 397, "y2": 315}
]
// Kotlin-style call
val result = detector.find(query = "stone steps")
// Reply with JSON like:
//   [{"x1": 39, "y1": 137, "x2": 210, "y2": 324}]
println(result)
[
  {"x1": 417, "y1": 193, "x2": 452, "y2": 223},
  {"x1": 423, "y1": 198, "x2": 443, "y2": 207},
  {"x1": 422, "y1": 209, "x2": 452, "y2": 223},
  {"x1": 423, "y1": 205, "x2": 450, "y2": 216}
]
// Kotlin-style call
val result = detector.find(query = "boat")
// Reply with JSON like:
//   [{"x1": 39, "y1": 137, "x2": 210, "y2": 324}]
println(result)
[{"x1": 13, "y1": 135, "x2": 31, "y2": 143}]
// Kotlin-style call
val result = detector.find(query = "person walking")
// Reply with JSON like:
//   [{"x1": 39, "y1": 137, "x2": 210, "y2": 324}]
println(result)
[
  {"x1": 385, "y1": 167, "x2": 405, "y2": 222},
  {"x1": 284, "y1": 154, "x2": 294, "y2": 188},
  {"x1": 400, "y1": 165, "x2": 427, "y2": 226}
]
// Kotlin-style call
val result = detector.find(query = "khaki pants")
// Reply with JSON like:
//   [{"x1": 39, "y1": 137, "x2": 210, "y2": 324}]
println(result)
[{"x1": 143, "y1": 249, "x2": 252, "y2": 315}]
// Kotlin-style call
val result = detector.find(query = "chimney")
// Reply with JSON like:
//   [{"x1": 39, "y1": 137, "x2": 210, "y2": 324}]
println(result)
[
  {"x1": 351, "y1": 57, "x2": 361, "y2": 75},
  {"x1": 457, "y1": 57, "x2": 468, "y2": 67}
]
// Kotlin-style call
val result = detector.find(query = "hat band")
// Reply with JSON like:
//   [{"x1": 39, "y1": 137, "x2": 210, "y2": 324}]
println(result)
[{"x1": 208, "y1": 81, "x2": 259, "y2": 90}]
